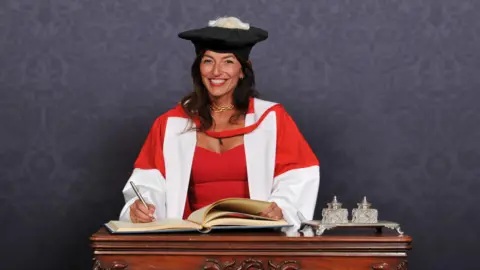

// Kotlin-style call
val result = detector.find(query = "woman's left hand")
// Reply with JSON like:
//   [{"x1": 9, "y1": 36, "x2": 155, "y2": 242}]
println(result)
[{"x1": 260, "y1": 202, "x2": 284, "y2": 220}]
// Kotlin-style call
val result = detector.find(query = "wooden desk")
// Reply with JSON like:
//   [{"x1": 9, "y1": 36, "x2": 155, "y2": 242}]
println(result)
[{"x1": 90, "y1": 227, "x2": 412, "y2": 270}]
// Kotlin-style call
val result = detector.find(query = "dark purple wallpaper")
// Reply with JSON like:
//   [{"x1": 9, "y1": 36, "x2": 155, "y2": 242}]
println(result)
[{"x1": 1, "y1": 1, "x2": 479, "y2": 269}]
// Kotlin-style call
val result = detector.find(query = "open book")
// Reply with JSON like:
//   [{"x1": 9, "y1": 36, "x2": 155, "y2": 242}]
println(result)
[{"x1": 105, "y1": 198, "x2": 291, "y2": 234}]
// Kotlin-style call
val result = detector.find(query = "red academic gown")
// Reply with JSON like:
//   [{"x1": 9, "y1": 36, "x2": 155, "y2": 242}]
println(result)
[{"x1": 119, "y1": 97, "x2": 320, "y2": 231}]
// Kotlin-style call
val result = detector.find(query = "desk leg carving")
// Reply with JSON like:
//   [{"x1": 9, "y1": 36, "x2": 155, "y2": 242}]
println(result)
[
  {"x1": 239, "y1": 259, "x2": 264, "y2": 270},
  {"x1": 268, "y1": 260, "x2": 300, "y2": 270},
  {"x1": 371, "y1": 262, "x2": 390, "y2": 270},
  {"x1": 203, "y1": 258, "x2": 299, "y2": 270},
  {"x1": 93, "y1": 258, "x2": 128, "y2": 270},
  {"x1": 203, "y1": 259, "x2": 236, "y2": 270},
  {"x1": 204, "y1": 258, "x2": 263, "y2": 270},
  {"x1": 372, "y1": 260, "x2": 408, "y2": 270},
  {"x1": 396, "y1": 260, "x2": 408, "y2": 270}
]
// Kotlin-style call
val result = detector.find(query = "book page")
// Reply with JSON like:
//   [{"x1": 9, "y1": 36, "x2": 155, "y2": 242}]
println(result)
[
  {"x1": 186, "y1": 205, "x2": 213, "y2": 225},
  {"x1": 106, "y1": 219, "x2": 202, "y2": 233},
  {"x1": 211, "y1": 198, "x2": 272, "y2": 216},
  {"x1": 186, "y1": 198, "x2": 274, "y2": 226},
  {"x1": 204, "y1": 217, "x2": 289, "y2": 228},
  {"x1": 202, "y1": 209, "x2": 276, "y2": 225}
]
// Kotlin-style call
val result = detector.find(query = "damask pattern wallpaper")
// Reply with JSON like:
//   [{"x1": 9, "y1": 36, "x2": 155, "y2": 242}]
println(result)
[{"x1": 1, "y1": 0, "x2": 479, "y2": 269}]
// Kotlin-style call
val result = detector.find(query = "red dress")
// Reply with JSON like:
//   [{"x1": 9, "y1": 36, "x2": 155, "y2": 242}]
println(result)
[{"x1": 182, "y1": 144, "x2": 249, "y2": 219}]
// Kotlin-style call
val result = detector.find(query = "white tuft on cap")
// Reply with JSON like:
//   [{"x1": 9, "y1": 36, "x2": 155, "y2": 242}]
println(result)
[{"x1": 208, "y1": 16, "x2": 250, "y2": 30}]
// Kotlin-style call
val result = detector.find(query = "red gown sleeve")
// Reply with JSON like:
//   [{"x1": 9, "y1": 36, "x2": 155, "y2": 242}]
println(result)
[
  {"x1": 274, "y1": 106, "x2": 319, "y2": 177},
  {"x1": 134, "y1": 116, "x2": 167, "y2": 177}
]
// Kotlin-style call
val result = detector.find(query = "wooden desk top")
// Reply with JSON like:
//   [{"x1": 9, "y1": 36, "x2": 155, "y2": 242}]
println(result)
[
  {"x1": 91, "y1": 227, "x2": 412, "y2": 253},
  {"x1": 92, "y1": 226, "x2": 411, "y2": 241}
]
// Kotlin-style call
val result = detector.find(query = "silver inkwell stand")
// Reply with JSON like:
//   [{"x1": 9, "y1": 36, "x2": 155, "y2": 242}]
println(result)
[{"x1": 300, "y1": 196, "x2": 404, "y2": 236}]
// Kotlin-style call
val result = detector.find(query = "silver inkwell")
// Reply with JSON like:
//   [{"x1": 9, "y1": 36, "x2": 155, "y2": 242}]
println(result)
[{"x1": 321, "y1": 196, "x2": 349, "y2": 224}]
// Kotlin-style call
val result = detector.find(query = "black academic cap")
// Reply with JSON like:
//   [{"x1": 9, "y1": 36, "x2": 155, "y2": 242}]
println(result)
[{"x1": 178, "y1": 17, "x2": 268, "y2": 61}]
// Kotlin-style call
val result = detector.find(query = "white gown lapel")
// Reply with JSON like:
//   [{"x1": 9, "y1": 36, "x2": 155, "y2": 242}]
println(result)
[
  {"x1": 244, "y1": 99, "x2": 277, "y2": 201},
  {"x1": 163, "y1": 117, "x2": 196, "y2": 218}
]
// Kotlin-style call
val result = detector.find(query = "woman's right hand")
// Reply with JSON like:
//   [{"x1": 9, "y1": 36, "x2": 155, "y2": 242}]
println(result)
[{"x1": 129, "y1": 200, "x2": 156, "y2": 223}]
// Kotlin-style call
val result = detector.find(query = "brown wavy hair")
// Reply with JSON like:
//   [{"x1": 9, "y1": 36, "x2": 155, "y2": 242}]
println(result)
[{"x1": 180, "y1": 50, "x2": 259, "y2": 132}]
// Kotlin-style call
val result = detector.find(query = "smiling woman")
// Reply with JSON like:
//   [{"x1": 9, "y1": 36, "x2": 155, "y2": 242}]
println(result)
[
  {"x1": 118, "y1": 16, "x2": 320, "y2": 233},
  {"x1": 180, "y1": 48, "x2": 257, "y2": 134}
]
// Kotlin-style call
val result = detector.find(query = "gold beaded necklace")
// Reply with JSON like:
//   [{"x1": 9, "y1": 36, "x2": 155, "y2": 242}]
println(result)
[{"x1": 210, "y1": 103, "x2": 234, "y2": 112}]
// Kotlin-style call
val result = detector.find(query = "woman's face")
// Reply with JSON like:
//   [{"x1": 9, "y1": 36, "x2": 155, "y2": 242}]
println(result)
[{"x1": 199, "y1": 50, "x2": 244, "y2": 99}]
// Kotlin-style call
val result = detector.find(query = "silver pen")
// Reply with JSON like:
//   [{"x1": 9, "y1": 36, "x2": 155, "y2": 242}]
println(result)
[{"x1": 129, "y1": 181, "x2": 149, "y2": 209}]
